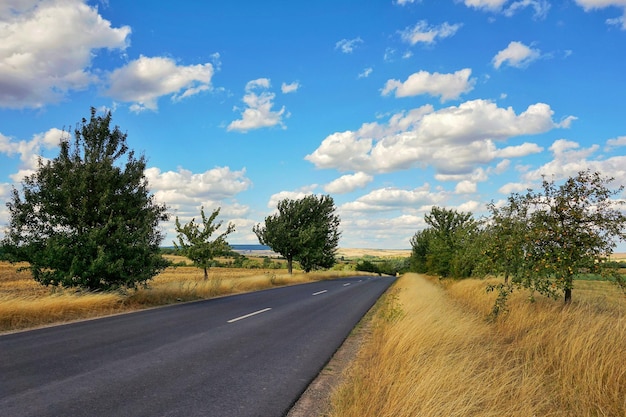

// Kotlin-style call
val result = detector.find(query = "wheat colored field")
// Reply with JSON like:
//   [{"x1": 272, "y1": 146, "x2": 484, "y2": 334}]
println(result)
[
  {"x1": 337, "y1": 248, "x2": 411, "y2": 258},
  {"x1": 0, "y1": 259, "x2": 372, "y2": 332},
  {"x1": 330, "y1": 273, "x2": 626, "y2": 417}
]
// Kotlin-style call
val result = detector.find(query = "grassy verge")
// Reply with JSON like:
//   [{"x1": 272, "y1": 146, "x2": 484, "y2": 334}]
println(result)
[
  {"x1": 329, "y1": 274, "x2": 626, "y2": 417},
  {"x1": 0, "y1": 261, "x2": 374, "y2": 332}
]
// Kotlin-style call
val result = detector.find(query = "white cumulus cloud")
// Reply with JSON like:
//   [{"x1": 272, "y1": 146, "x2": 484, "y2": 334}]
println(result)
[
  {"x1": 266, "y1": 186, "x2": 319, "y2": 210},
  {"x1": 228, "y1": 78, "x2": 287, "y2": 132},
  {"x1": 575, "y1": 0, "x2": 626, "y2": 29},
  {"x1": 399, "y1": 20, "x2": 462, "y2": 45},
  {"x1": 324, "y1": 172, "x2": 373, "y2": 194},
  {"x1": 605, "y1": 135, "x2": 626, "y2": 150},
  {"x1": 281, "y1": 81, "x2": 300, "y2": 94},
  {"x1": 145, "y1": 166, "x2": 252, "y2": 205},
  {"x1": 495, "y1": 142, "x2": 544, "y2": 158},
  {"x1": 306, "y1": 99, "x2": 570, "y2": 176},
  {"x1": 341, "y1": 185, "x2": 446, "y2": 212},
  {"x1": 463, "y1": 0, "x2": 508, "y2": 10},
  {"x1": 0, "y1": 0, "x2": 130, "y2": 109},
  {"x1": 455, "y1": 180, "x2": 478, "y2": 194},
  {"x1": 144, "y1": 165, "x2": 253, "y2": 244},
  {"x1": 0, "y1": 128, "x2": 66, "y2": 181},
  {"x1": 511, "y1": 138, "x2": 626, "y2": 192},
  {"x1": 504, "y1": 1, "x2": 551, "y2": 19},
  {"x1": 381, "y1": 68, "x2": 475, "y2": 101},
  {"x1": 463, "y1": 0, "x2": 551, "y2": 19},
  {"x1": 493, "y1": 41, "x2": 541, "y2": 69},
  {"x1": 106, "y1": 56, "x2": 214, "y2": 112}
]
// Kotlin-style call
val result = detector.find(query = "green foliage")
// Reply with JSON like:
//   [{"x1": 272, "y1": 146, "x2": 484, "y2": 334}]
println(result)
[
  {"x1": 356, "y1": 258, "x2": 410, "y2": 276},
  {"x1": 409, "y1": 229, "x2": 433, "y2": 273},
  {"x1": 159, "y1": 247, "x2": 178, "y2": 256},
  {"x1": 479, "y1": 198, "x2": 530, "y2": 283},
  {"x1": 410, "y1": 206, "x2": 480, "y2": 278},
  {"x1": 173, "y1": 207, "x2": 235, "y2": 280},
  {"x1": 2, "y1": 108, "x2": 169, "y2": 290},
  {"x1": 253, "y1": 194, "x2": 341, "y2": 273},
  {"x1": 484, "y1": 170, "x2": 626, "y2": 307},
  {"x1": 356, "y1": 260, "x2": 379, "y2": 274}
]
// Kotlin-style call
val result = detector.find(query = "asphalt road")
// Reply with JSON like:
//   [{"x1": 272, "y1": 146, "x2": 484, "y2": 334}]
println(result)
[{"x1": 0, "y1": 275, "x2": 395, "y2": 417}]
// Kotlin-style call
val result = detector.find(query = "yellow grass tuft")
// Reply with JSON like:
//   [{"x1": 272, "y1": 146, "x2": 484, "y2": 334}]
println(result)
[
  {"x1": 330, "y1": 274, "x2": 626, "y2": 417},
  {"x1": 0, "y1": 292, "x2": 124, "y2": 330}
]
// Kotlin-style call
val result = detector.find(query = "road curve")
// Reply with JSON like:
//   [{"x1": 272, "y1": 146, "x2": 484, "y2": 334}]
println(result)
[{"x1": 0, "y1": 275, "x2": 395, "y2": 417}]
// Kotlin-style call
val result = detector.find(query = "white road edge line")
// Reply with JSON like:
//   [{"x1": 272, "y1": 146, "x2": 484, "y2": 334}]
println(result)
[
  {"x1": 227, "y1": 308, "x2": 272, "y2": 323},
  {"x1": 312, "y1": 290, "x2": 328, "y2": 296}
]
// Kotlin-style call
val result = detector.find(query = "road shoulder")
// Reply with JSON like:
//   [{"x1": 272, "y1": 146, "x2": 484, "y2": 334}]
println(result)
[{"x1": 286, "y1": 307, "x2": 373, "y2": 417}]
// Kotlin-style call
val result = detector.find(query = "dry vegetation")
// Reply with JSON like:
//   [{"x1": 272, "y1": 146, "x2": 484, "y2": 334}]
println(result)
[
  {"x1": 330, "y1": 273, "x2": 626, "y2": 417},
  {"x1": 0, "y1": 259, "x2": 372, "y2": 333},
  {"x1": 337, "y1": 248, "x2": 411, "y2": 258}
]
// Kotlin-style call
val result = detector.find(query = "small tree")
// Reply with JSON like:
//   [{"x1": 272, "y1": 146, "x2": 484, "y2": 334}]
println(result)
[
  {"x1": 487, "y1": 170, "x2": 626, "y2": 306},
  {"x1": 173, "y1": 207, "x2": 235, "y2": 280},
  {"x1": 2, "y1": 108, "x2": 169, "y2": 290},
  {"x1": 253, "y1": 194, "x2": 341, "y2": 274}
]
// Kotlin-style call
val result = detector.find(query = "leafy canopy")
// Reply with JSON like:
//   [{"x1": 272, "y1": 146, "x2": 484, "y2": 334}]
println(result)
[
  {"x1": 253, "y1": 194, "x2": 341, "y2": 273},
  {"x1": 173, "y1": 207, "x2": 235, "y2": 280},
  {"x1": 2, "y1": 108, "x2": 169, "y2": 290},
  {"x1": 410, "y1": 206, "x2": 480, "y2": 278},
  {"x1": 486, "y1": 170, "x2": 626, "y2": 306}
]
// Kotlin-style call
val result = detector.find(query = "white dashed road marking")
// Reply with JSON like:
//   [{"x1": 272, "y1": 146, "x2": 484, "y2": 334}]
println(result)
[{"x1": 227, "y1": 308, "x2": 272, "y2": 323}]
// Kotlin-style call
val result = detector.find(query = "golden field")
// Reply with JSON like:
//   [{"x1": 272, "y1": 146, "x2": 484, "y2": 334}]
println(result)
[
  {"x1": 330, "y1": 273, "x2": 626, "y2": 417},
  {"x1": 0, "y1": 258, "x2": 372, "y2": 333},
  {"x1": 337, "y1": 248, "x2": 411, "y2": 258}
]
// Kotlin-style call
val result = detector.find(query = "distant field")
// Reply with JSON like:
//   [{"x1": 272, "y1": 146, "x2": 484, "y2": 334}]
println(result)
[
  {"x1": 337, "y1": 248, "x2": 411, "y2": 258},
  {"x1": 223, "y1": 247, "x2": 412, "y2": 259}
]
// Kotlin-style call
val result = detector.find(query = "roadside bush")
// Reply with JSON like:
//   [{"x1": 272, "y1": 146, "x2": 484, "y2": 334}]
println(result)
[{"x1": 356, "y1": 260, "x2": 379, "y2": 273}]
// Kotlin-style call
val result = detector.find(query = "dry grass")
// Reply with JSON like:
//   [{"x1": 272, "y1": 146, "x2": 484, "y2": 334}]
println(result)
[
  {"x1": 0, "y1": 261, "x2": 373, "y2": 332},
  {"x1": 330, "y1": 274, "x2": 626, "y2": 417},
  {"x1": 336, "y1": 248, "x2": 411, "y2": 258}
]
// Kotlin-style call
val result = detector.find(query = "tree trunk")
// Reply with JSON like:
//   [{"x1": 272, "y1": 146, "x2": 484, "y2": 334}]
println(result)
[
  {"x1": 203, "y1": 266, "x2": 208, "y2": 281},
  {"x1": 564, "y1": 275, "x2": 573, "y2": 304},
  {"x1": 504, "y1": 272, "x2": 509, "y2": 284},
  {"x1": 564, "y1": 287, "x2": 572, "y2": 304},
  {"x1": 287, "y1": 257, "x2": 293, "y2": 275}
]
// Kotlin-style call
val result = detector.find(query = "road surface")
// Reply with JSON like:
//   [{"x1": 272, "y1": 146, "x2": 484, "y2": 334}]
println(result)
[{"x1": 0, "y1": 275, "x2": 395, "y2": 417}]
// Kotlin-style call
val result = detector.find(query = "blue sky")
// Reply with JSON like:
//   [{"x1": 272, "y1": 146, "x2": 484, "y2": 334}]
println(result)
[{"x1": 1, "y1": 0, "x2": 626, "y2": 250}]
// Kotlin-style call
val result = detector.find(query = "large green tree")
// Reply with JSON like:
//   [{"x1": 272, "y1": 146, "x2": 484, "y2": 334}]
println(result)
[
  {"x1": 2, "y1": 108, "x2": 169, "y2": 290},
  {"x1": 173, "y1": 207, "x2": 235, "y2": 280},
  {"x1": 253, "y1": 194, "x2": 341, "y2": 274},
  {"x1": 487, "y1": 170, "x2": 626, "y2": 304}
]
